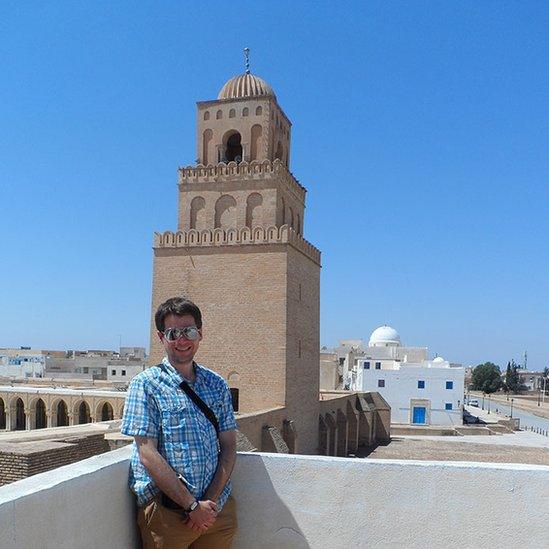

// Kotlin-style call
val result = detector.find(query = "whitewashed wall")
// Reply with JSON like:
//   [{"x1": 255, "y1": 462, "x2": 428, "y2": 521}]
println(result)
[
  {"x1": 1, "y1": 449, "x2": 548, "y2": 548},
  {"x1": 358, "y1": 366, "x2": 465, "y2": 425}
]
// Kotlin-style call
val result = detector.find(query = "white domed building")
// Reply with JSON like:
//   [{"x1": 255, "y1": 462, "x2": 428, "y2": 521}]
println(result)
[{"x1": 341, "y1": 325, "x2": 464, "y2": 427}]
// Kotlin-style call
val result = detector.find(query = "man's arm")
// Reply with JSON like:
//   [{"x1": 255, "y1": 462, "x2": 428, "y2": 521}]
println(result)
[
  {"x1": 135, "y1": 436, "x2": 217, "y2": 532},
  {"x1": 202, "y1": 429, "x2": 237, "y2": 503}
]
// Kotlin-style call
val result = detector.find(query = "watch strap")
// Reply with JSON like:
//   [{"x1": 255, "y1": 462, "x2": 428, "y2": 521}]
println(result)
[{"x1": 188, "y1": 500, "x2": 199, "y2": 513}]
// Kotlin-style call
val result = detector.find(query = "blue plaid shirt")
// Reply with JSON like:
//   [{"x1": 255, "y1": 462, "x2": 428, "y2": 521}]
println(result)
[{"x1": 121, "y1": 357, "x2": 236, "y2": 509}]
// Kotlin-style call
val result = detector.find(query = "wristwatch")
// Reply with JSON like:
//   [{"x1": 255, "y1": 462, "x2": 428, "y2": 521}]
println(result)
[{"x1": 187, "y1": 500, "x2": 199, "y2": 513}]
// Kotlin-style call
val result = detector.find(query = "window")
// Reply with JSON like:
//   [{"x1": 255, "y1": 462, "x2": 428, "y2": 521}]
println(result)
[
  {"x1": 255, "y1": 105, "x2": 262, "y2": 116},
  {"x1": 364, "y1": 361, "x2": 370, "y2": 369},
  {"x1": 111, "y1": 369, "x2": 116, "y2": 376},
  {"x1": 375, "y1": 362, "x2": 381, "y2": 370},
  {"x1": 418, "y1": 380, "x2": 425, "y2": 389},
  {"x1": 339, "y1": 358, "x2": 345, "y2": 366},
  {"x1": 216, "y1": 110, "x2": 222, "y2": 119},
  {"x1": 242, "y1": 107, "x2": 249, "y2": 117},
  {"x1": 203, "y1": 111, "x2": 210, "y2": 121},
  {"x1": 121, "y1": 370, "x2": 126, "y2": 376},
  {"x1": 378, "y1": 379, "x2": 385, "y2": 388},
  {"x1": 229, "y1": 108, "x2": 235, "y2": 118},
  {"x1": 445, "y1": 403, "x2": 453, "y2": 410},
  {"x1": 446, "y1": 381, "x2": 453, "y2": 390}
]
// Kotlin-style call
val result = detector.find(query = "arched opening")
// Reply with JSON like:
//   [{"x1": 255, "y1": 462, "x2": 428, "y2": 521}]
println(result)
[
  {"x1": 275, "y1": 141, "x2": 283, "y2": 161},
  {"x1": 203, "y1": 111, "x2": 210, "y2": 121},
  {"x1": 35, "y1": 398, "x2": 47, "y2": 429},
  {"x1": 297, "y1": 213, "x2": 301, "y2": 234},
  {"x1": 214, "y1": 195, "x2": 237, "y2": 229},
  {"x1": 279, "y1": 197, "x2": 286, "y2": 226},
  {"x1": 255, "y1": 106, "x2": 262, "y2": 116},
  {"x1": 101, "y1": 402, "x2": 114, "y2": 422},
  {"x1": 250, "y1": 124, "x2": 262, "y2": 161},
  {"x1": 0, "y1": 398, "x2": 5, "y2": 429},
  {"x1": 229, "y1": 108, "x2": 235, "y2": 118},
  {"x1": 288, "y1": 207, "x2": 294, "y2": 228},
  {"x1": 230, "y1": 388, "x2": 239, "y2": 412},
  {"x1": 57, "y1": 400, "x2": 69, "y2": 427},
  {"x1": 224, "y1": 131, "x2": 242, "y2": 163},
  {"x1": 216, "y1": 109, "x2": 222, "y2": 120},
  {"x1": 190, "y1": 196, "x2": 206, "y2": 230},
  {"x1": 202, "y1": 129, "x2": 212, "y2": 165},
  {"x1": 78, "y1": 401, "x2": 91, "y2": 424},
  {"x1": 15, "y1": 398, "x2": 25, "y2": 430},
  {"x1": 242, "y1": 107, "x2": 249, "y2": 117},
  {"x1": 228, "y1": 372, "x2": 240, "y2": 412},
  {"x1": 245, "y1": 192, "x2": 263, "y2": 228}
]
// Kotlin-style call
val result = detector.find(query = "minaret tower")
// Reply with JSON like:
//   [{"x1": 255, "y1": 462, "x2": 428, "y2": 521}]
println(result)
[{"x1": 150, "y1": 53, "x2": 321, "y2": 453}]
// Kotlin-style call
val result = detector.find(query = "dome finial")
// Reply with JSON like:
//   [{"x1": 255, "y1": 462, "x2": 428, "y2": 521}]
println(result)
[{"x1": 244, "y1": 47, "x2": 250, "y2": 74}]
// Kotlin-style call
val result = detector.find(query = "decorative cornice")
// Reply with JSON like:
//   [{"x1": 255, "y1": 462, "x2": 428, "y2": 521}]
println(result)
[
  {"x1": 178, "y1": 159, "x2": 306, "y2": 203},
  {"x1": 154, "y1": 225, "x2": 321, "y2": 266}
]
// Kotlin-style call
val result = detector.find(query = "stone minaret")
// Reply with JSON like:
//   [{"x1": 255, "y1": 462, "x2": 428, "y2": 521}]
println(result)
[{"x1": 150, "y1": 67, "x2": 321, "y2": 454}]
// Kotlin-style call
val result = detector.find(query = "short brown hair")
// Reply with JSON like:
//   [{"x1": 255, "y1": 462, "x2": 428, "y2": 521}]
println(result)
[{"x1": 154, "y1": 297, "x2": 202, "y2": 332}]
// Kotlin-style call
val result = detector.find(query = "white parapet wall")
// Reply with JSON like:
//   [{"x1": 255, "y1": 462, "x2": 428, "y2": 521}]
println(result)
[
  {"x1": 1, "y1": 448, "x2": 548, "y2": 548},
  {"x1": 0, "y1": 446, "x2": 137, "y2": 549}
]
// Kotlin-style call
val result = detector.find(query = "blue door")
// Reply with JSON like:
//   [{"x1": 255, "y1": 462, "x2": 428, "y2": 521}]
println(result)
[{"x1": 412, "y1": 406, "x2": 426, "y2": 424}]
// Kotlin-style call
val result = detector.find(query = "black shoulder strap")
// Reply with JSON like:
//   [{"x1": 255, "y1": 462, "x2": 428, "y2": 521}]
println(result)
[{"x1": 179, "y1": 380, "x2": 220, "y2": 436}]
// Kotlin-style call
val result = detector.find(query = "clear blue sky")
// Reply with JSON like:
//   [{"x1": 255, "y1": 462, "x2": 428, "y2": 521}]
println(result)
[{"x1": 1, "y1": 1, "x2": 548, "y2": 370}]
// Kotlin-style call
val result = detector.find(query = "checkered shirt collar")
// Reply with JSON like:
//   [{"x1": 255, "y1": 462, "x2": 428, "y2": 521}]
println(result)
[{"x1": 160, "y1": 356, "x2": 205, "y2": 387}]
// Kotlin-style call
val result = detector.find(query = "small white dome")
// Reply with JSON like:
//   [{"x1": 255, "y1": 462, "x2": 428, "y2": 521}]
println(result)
[
  {"x1": 433, "y1": 356, "x2": 445, "y2": 364},
  {"x1": 369, "y1": 325, "x2": 401, "y2": 347}
]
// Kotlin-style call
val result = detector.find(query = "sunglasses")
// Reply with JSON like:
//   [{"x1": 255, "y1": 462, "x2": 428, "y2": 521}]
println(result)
[{"x1": 163, "y1": 326, "x2": 201, "y2": 342}]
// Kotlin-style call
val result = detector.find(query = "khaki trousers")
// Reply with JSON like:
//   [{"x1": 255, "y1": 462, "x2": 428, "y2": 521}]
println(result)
[{"x1": 138, "y1": 496, "x2": 237, "y2": 549}]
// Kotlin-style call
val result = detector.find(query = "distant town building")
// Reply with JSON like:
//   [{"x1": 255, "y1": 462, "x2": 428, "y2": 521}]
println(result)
[
  {"x1": 0, "y1": 348, "x2": 45, "y2": 378},
  {"x1": 44, "y1": 348, "x2": 147, "y2": 382}
]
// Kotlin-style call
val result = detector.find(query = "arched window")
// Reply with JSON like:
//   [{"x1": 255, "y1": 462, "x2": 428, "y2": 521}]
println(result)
[
  {"x1": 275, "y1": 141, "x2": 283, "y2": 161},
  {"x1": 214, "y1": 195, "x2": 237, "y2": 229},
  {"x1": 230, "y1": 388, "x2": 239, "y2": 412},
  {"x1": 223, "y1": 131, "x2": 242, "y2": 163},
  {"x1": 216, "y1": 109, "x2": 223, "y2": 120},
  {"x1": 35, "y1": 398, "x2": 46, "y2": 429},
  {"x1": 229, "y1": 108, "x2": 235, "y2": 118},
  {"x1": 57, "y1": 400, "x2": 69, "y2": 427},
  {"x1": 250, "y1": 124, "x2": 262, "y2": 161},
  {"x1": 202, "y1": 129, "x2": 212, "y2": 165},
  {"x1": 78, "y1": 401, "x2": 91, "y2": 424},
  {"x1": 101, "y1": 402, "x2": 114, "y2": 422},
  {"x1": 190, "y1": 196, "x2": 206, "y2": 230},
  {"x1": 15, "y1": 398, "x2": 25, "y2": 430},
  {"x1": 297, "y1": 213, "x2": 302, "y2": 234},
  {"x1": 279, "y1": 197, "x2": 286, "y2": 226},
  {"x1": 288, "y1": 207, "x2": 294, "y2": 228},
  {"x1": 255, "y1": 106, "x2": 262, "y2": 116},
  {"x1": 203, "y1": 111, "x2": 210, "y2": 121},
  {"x1": 228, "y1": 372, "x2": 240, "y2": 412},
  {"x1": 242, "y1": 107, "x2": 249, "y2": 117},
  {"x1": 0, "y1": 398, "x2": 6, "y2": 430},
  {"x1": 246, "y1": 192, "x2": 263, "y2": 228}
]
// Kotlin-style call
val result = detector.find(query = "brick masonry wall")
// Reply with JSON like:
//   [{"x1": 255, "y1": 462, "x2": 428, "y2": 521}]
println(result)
[
  {"x1": 0, "y1": 434, "x2": 110, "y2": 486},
  {"x1": 150, "y1": 245, "x2": 289, "y2": 413}
]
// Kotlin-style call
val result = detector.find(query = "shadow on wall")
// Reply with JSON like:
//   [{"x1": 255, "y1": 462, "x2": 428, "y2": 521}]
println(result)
[{"x1": 232, "y1": 454, "x2": 310, "y2": 549}]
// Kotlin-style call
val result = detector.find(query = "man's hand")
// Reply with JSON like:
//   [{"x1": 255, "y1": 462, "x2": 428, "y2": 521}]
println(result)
[{"x1": 185, "y1": 500, "x2": 217, "y2": 533}]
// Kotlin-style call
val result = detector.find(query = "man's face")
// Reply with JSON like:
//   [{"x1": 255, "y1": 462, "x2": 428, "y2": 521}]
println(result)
[{"x1": 158, "y1": 313, "x2": 202, "y2": 366}]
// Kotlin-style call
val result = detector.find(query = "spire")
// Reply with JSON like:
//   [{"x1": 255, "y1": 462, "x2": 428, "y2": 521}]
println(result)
[{"x1": 244, "y1": 47, "x2": 250, "y2": 74}]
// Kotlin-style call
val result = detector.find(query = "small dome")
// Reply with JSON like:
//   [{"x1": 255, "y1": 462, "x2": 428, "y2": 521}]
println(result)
[
  {"x1": 218, "y1": 73, "x2": 276, "y2": 100},
  {"x1": 433, "y1": 357, "x2": 445, "y2": 363},
  {"x1": 369, "y1": 325, "x2": 401, "y2": 347}
]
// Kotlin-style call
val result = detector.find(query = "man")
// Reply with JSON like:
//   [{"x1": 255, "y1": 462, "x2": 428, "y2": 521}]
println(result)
[{"x1": 121, "y1": 297, "x2": 237, "y2": 548}]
